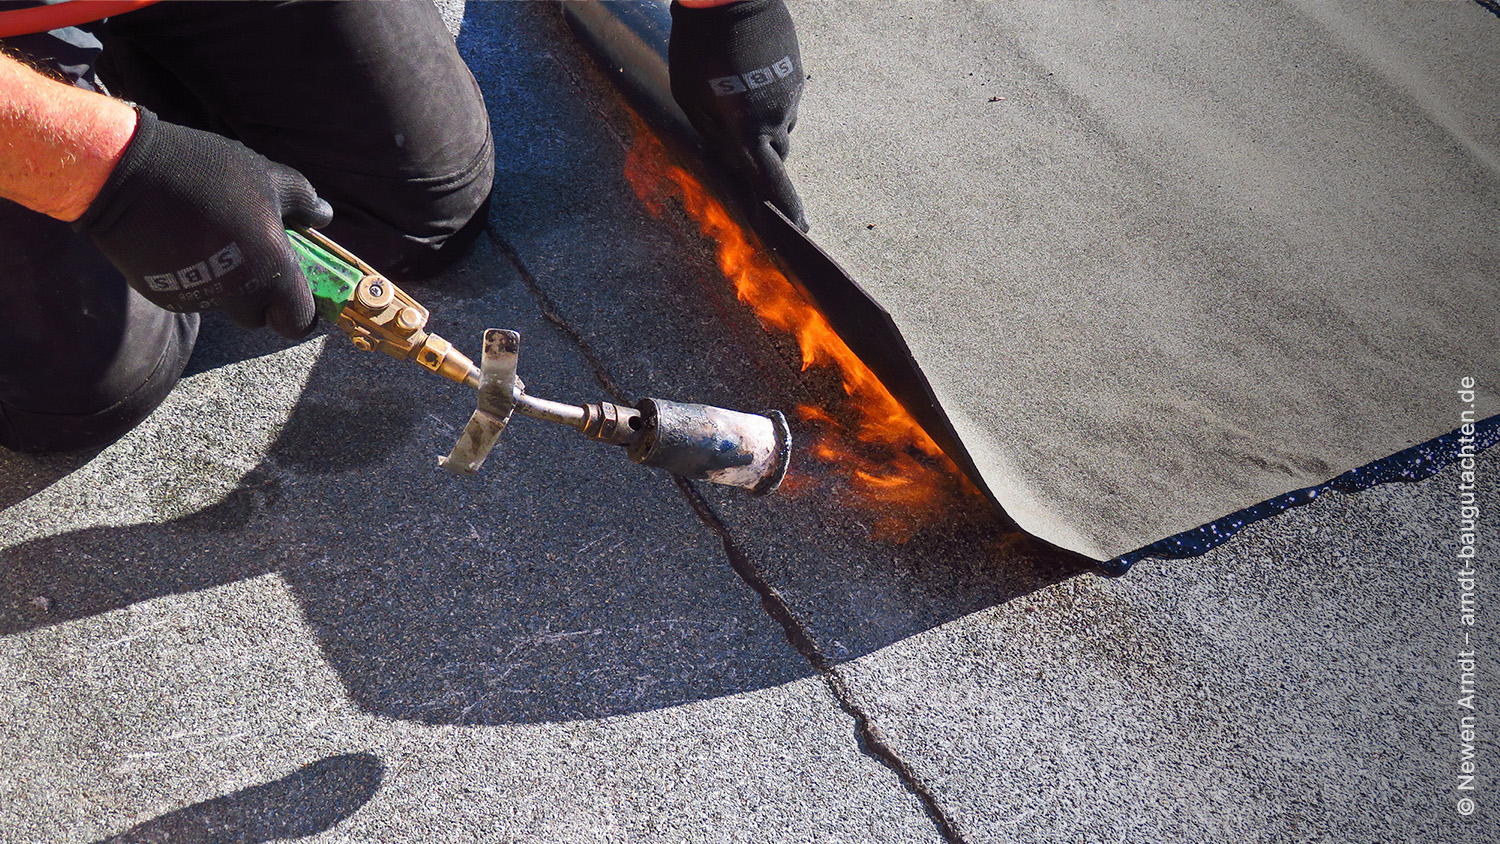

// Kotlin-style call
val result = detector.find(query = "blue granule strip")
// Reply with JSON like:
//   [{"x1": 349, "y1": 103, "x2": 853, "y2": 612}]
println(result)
[{"x1": 1099, "y1": 415, "x2": 1500, "y2": 577}]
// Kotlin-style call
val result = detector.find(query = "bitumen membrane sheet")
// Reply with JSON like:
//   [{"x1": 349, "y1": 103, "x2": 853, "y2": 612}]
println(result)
[
  {"x1": 0, "y1": 2, "x2": 1496, "y2": 842},
  {"x1": 785, "y1": 0, "x2": 1500, "y2": 561}
]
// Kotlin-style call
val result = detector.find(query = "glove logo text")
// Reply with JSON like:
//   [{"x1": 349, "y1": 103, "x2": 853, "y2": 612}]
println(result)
[
  {"x1": 709, "y1": 56, "x2": 795, "y2": 96},
  {"x1": 144, "y1": 243, "x2": 245, "y2": 292}
]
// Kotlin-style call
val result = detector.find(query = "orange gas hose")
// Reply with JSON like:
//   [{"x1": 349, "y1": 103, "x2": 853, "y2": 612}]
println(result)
[{"x1": 0, "y1": 1, "x2": 161, "y2": 38}]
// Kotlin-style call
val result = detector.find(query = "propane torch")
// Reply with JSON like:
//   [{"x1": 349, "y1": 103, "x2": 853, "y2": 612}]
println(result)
[{"x1": 287, "y1": 228, "x2": 791, "y2": 494}]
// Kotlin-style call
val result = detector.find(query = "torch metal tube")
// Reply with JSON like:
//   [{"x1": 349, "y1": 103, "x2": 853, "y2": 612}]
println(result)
[{"x1": 514, "y1": 392, "x2": 588, "y2": 428}]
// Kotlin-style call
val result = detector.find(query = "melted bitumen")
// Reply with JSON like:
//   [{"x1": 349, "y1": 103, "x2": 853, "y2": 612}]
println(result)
[{"x1": 1100, "y1": 415, "x2": 1499, "y2": 576}]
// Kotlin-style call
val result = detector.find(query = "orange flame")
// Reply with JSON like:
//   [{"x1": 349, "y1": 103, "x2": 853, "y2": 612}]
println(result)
[{"x1": 623, "y1": 122, "x2": 976, "y2": 540}]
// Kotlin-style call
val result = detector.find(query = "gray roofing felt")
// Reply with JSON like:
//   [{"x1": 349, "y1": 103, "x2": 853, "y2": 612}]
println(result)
[
  {"x1": 0, "y1": 2, "x2": 1495, "y2": 842},
  {"x1": 784, "y1": 0, "x2": 1500, "y2": 559}
]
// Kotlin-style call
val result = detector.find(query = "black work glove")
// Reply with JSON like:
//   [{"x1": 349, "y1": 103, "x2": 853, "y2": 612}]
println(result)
[
  {"x1": 74, "y1": 108, "x2": 333, "y2": 340},
  {"x1": 669, "y1": 0, "x2": 808, "y2": 231}
]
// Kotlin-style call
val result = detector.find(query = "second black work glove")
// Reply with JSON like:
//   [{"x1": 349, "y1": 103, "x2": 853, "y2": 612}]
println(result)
[
  {"x1": 669, "y1": 0, "x2": 808, "y2": 231},
  {"x1": 74, "y1": 108, "x2": 334, "y2": 340}
]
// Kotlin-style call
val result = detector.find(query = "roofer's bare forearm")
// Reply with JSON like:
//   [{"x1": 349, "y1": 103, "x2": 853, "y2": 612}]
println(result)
[{"x1": 0, "y1": 50, "x2": 136, "y2": 222}]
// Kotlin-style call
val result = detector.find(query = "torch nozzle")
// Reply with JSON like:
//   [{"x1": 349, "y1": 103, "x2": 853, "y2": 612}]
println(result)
[{"x1": 440, "y1": 329, "x2": 790, "y2": 494}]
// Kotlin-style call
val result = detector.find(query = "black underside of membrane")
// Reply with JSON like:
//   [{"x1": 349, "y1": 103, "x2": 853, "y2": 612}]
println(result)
[{"x1": 1101, "y1": 415, "x2": 1500, "y2": 576}]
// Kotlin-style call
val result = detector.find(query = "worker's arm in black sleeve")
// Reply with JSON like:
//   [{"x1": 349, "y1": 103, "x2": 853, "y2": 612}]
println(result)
[
  {"x1": 668, "y1": 0, "x2": 808, "y2": 231},
  {"x1": 0, "y1": 51, "x2": 330, "y2": 340}
]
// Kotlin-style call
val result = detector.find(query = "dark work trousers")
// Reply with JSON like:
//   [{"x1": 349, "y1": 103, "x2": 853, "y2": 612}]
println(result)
[{"x1": 0, "y1": 0, "x2": 494, "y2": 452}]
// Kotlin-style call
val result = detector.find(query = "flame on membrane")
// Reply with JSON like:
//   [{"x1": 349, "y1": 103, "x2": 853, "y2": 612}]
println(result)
[{"x1": 623, "y1": 122, "x2": 975, "y2": 540}]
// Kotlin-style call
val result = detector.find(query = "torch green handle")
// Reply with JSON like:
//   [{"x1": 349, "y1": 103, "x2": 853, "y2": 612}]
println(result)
[{"x1": 288, "y1": 228, "x2": 363, "y2": 323}]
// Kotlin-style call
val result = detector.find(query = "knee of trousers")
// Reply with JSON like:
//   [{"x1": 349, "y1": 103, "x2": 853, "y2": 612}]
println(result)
[
  {"x1": 0, "y1": 310, "x2": 199, "y2": 454},
  {"x1": 314, "y1": 128, "x2": 496, "y2": 284},
  {"x1": 0, "y1": 205, "x2": 201, "y2": 453},
  {"x1": 94, "y1": 0, "x2": 499, "y2": 283}
]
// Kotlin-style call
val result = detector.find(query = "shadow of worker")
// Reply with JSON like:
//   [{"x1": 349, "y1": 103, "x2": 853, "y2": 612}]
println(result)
[
  {"x1": 92, "y1": 753, "x2": 383, "y2": 844},
  {"x1": 0, "y1": 261, "x2": 811, "y2": 727}
]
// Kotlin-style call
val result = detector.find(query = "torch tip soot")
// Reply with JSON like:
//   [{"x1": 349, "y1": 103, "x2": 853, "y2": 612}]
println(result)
[
  {"x1": 752, "y1": 409, "x2": 792, "y2": 496},
  {"x1": 629, "y1": 399, "x2": 793, "y2": 494}
]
